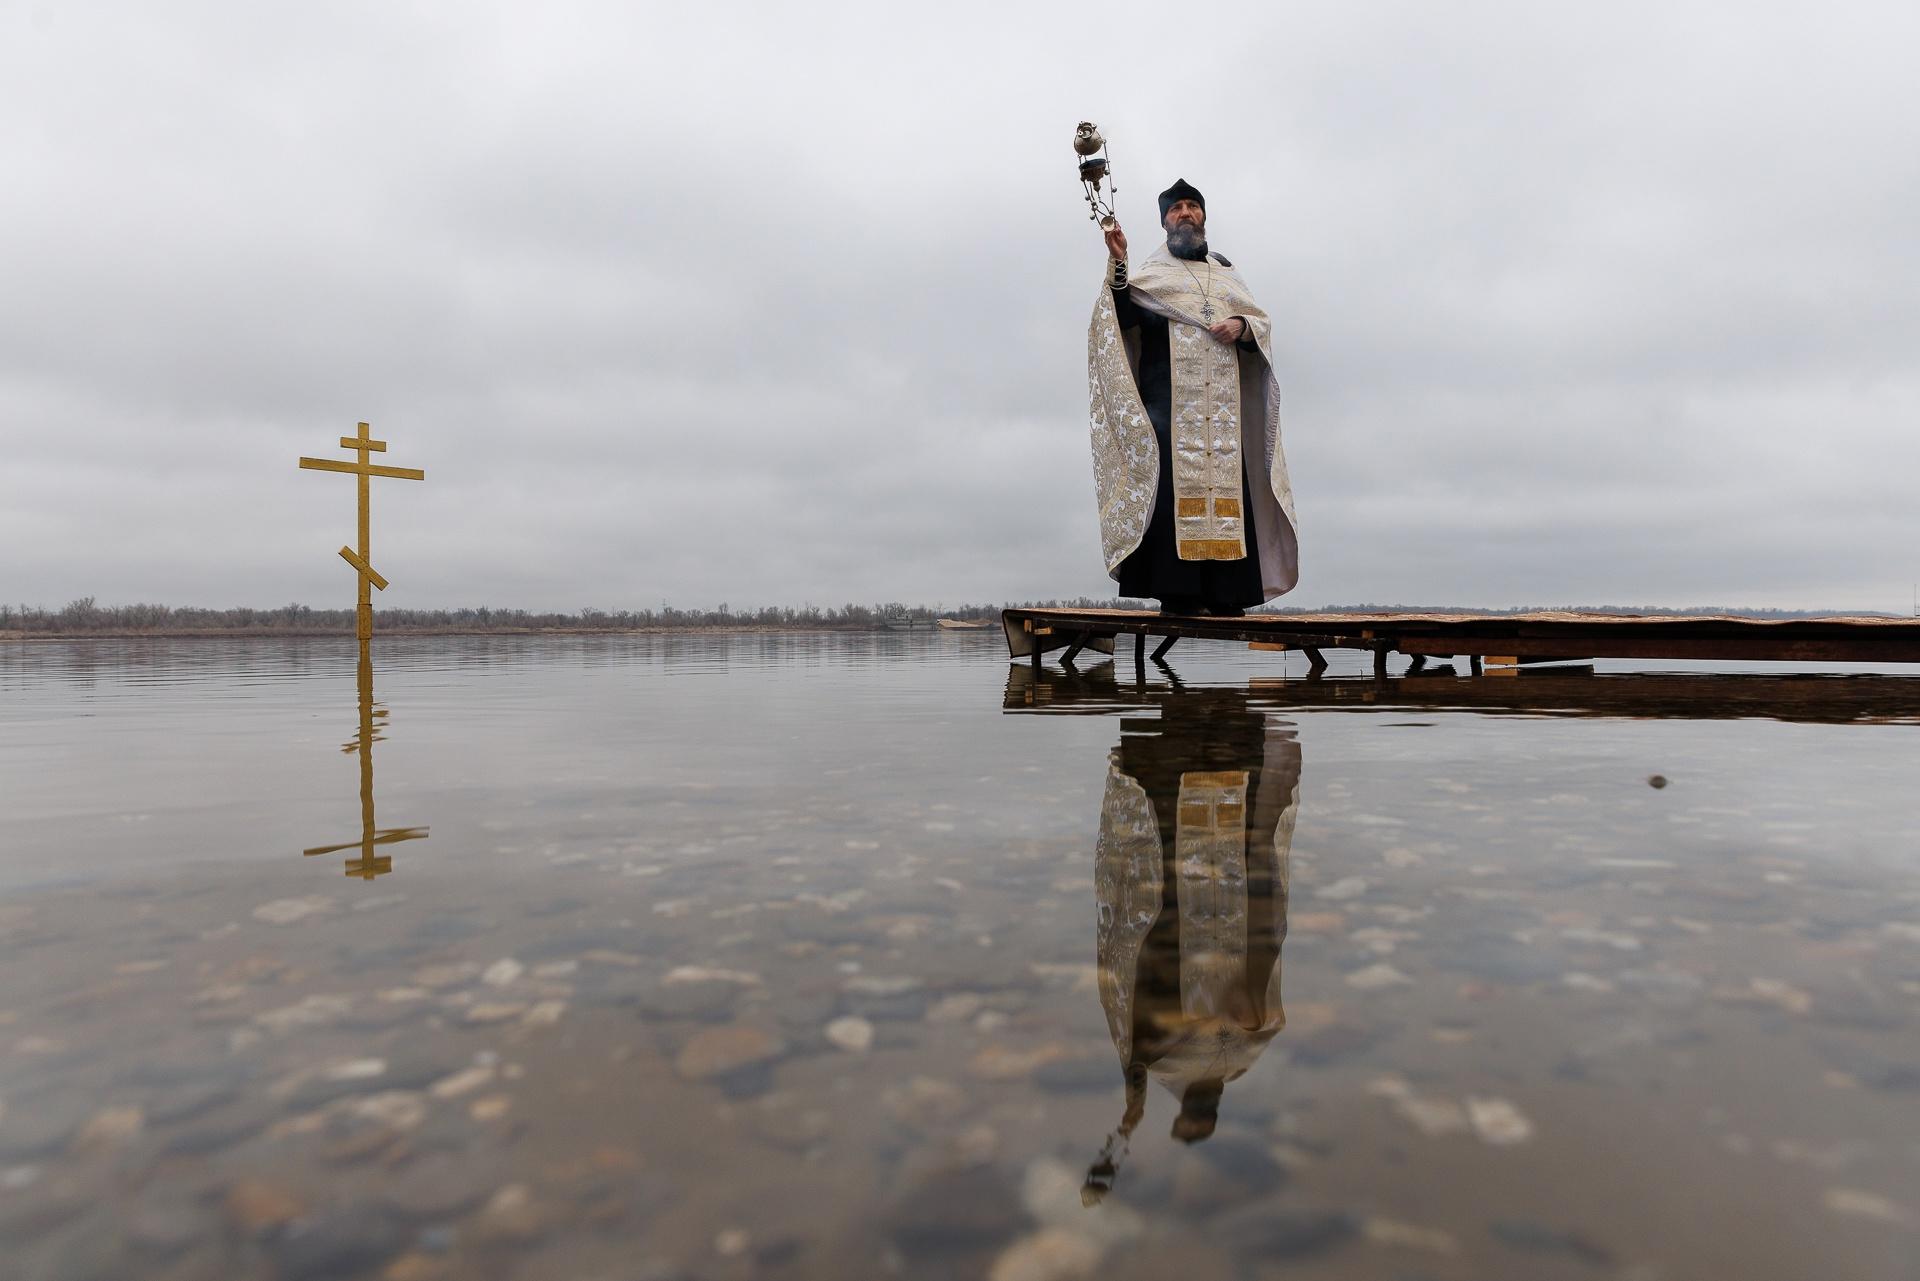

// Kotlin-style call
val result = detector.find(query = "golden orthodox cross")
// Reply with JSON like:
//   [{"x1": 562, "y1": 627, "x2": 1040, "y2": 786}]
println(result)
[
  {"x1": 297, "y1": 421, "x2": 428, "y2": 876},
  {"x1": 298, "y1": 421, "x2": 424, "y2": 641}
]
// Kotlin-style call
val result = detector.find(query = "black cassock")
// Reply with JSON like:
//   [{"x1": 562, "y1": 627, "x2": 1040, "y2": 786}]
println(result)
[{"x1": 1109, "y1": 276, "x2": 1266, "y2": 612}]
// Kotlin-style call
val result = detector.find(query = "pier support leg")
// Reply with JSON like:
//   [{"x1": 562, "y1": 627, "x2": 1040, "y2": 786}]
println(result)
[
  {"x1": 1151, "y1": 634, "x2": 1179, "y2": 662},
  {"x1": 1134, "y1": 632, "x2": 1146, "y2": 666},
  {"x1": 1405, "y1": 654, "x2": 1427, "y2": 675},
  {"x1": 1304, "y1": 647, "x2": 1328, "y2": 676},
  {"x1": 1060, "y1": 635, "x2": 1086, "y2": 668},
  {"x1": 1030, "y1": 644, "x2": 1041, "y2": 672},
  {"x1": 1373, "y1": 645, "x2": 1390, "y2": 678},
  {"x1": 1469, "y1": 654, "x2": 1483, "y2": 675}
]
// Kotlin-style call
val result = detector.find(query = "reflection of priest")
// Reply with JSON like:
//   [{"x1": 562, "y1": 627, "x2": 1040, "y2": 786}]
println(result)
[
  {"x1": 1087, "y1": 686, "x2": 1299, "y2": 1194},
  {"x1": 1088, "y1": 180, "x2": 1299, "y2": 615}
]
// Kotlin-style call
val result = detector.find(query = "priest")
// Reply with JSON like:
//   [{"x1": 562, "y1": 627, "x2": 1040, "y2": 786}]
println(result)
[{"x1": 1088, "y1": 179, "x2": 1298, "y2": 615}]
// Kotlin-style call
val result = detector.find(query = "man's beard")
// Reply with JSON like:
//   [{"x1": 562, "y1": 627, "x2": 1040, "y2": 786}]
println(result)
[{"x1": 1167, "y1": 221, "x2": 1208, "y2": 260}]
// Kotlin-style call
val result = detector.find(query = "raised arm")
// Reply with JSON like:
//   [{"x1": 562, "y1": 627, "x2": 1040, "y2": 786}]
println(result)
[{"x1": 1102, "y1": 220, "x2": 1144, "y2": 329}]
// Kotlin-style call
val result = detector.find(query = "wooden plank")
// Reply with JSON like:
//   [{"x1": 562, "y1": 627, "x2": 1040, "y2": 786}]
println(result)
[
  {"x1": 1002, "y1": 607, "x2": 1920, "y2": 638},
  {"x1": 1401, "y1": 636, "x2": 1920, "y2": 663},
  {"x1": 1248, "y1": 641, "x2": 1288, "y2": 652},
  {"x1": 998, "y1": 607, "x2": 1920, "y2": 668}
]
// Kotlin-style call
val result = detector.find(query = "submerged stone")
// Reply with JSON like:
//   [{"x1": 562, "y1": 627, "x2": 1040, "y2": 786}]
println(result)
[
  {"x1": 387, "y1": 1152, "x2": 500, "y2": 1219},
  {"x1": 825, "y1": 1016, "x2": 874, "y2": 1053},
  {"x1": 272, "y1": 1203, "x2": 407, "y2": 1281},
  {"x1": 0, "y1": 1094, "x2": 89, "y2": 1158},
  {"x1": 223, "y1": 1178, "x2": 307, "y2": 1235},
  {"x1": 987, "y1": 1227, "x2": 1102, "y2": 1281},
  {"x1": 887, "y1": 1165, "x2": 1029, "y2": 1255},
  {"x1": 675, "y1": 1025, "x2": 783, "y2": 1080},
  {"x1": 1489, "y1": 1219, "x2": 1617, "y2": 1266},
  {"x1": 1211, "y1": 1202, "x2": 1358, "y2": 1258}
]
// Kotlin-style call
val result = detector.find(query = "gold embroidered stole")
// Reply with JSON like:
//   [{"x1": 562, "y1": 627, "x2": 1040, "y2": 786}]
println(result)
[
  {"x1": 1168, "y1": 324, "x2": 1247, "y2": 559},
  {"x1": 1087, "y1": 244, "x2": 1298, "y2": 588}
]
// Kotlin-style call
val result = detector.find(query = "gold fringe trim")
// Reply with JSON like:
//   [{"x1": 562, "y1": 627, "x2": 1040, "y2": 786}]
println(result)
[{"x1": 1177, "y1": 537, "x2": 1248, "y2": 561}]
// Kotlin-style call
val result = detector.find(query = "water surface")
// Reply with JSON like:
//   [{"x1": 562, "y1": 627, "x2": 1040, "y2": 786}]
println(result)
[{"x1": 2, "y1": 635, "x2": 1916, "y2": 1279}]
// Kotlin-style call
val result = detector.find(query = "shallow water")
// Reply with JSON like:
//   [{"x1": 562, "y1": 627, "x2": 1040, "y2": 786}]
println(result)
[{"x1": 1, "y1": 635, "x2": 1917, "y2": 1280}]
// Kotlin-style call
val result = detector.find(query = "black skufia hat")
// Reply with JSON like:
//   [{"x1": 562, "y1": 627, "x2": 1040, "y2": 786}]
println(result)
[{"x1": 1158, "y1": 178, "x2": 1205, "y2": 223}]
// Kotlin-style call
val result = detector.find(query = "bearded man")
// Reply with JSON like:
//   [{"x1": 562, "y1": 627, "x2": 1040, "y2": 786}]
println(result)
[{"x1": 1087, "y1": 179, "x2": 1297, "y2": 616}]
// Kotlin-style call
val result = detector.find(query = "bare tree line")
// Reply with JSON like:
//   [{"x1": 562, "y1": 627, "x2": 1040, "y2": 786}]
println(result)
[
  {"x1": 0, "y1": 597, "x2": 1054, "y2": 636},
  {"x1": 0, "y1": 596, "x2": 1885, "y2": 637}
]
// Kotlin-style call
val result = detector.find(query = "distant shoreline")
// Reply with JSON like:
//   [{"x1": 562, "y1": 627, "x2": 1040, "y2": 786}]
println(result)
[
  {"x1": 4, "y1": 599, "x2": 1896, "y2": 643},
  {"x1": 7, "y1": 612, "x2": 1904, "y2": 643},
  {"x1": 0, "y1": 624, "x2": 931, "y2": 642}
]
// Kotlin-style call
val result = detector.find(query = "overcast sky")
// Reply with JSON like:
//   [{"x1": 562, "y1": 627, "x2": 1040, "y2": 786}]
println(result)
[{"x1": 4, "y1": 1, "x2": 1917, "y2": 612}]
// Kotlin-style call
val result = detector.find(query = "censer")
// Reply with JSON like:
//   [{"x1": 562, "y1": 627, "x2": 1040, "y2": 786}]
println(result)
[{"x1": 1073, "y1": 121, "x2": 1118, "y2": 230}]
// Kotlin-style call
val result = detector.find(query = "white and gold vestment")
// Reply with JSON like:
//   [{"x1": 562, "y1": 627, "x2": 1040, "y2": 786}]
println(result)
[{"x1": 1087, "y1": 246, "x2": 1299, "y2": 599}]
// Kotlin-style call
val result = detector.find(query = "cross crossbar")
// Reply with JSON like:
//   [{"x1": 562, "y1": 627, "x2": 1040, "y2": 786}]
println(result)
[
  {"x1": 337, "y1": 545, "x2": 388, "y2": 590},
  {"x1": 298, "y1": 457, "x2": 425, "y2": 481}
]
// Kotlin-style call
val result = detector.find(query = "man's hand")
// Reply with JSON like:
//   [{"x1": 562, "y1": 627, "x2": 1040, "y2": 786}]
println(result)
[
  {"x1": 1209, "y1": 317, "x2": 1247, "y2": 343},
  {"x1": 1103, "y1": 222, "x2": 1128, "y2": 263}
]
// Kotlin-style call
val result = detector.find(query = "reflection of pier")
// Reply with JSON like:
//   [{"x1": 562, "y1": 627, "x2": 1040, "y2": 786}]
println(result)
[
  {"x1": 1002, "y1": 607, "x2": 1920, "y2": 675},
  {"x1": 1005, "y1": 662, "x2": 1920, "y2": 726},
  {"x1": 302, "y1": 642, "x2": 428, "y2": 879}
]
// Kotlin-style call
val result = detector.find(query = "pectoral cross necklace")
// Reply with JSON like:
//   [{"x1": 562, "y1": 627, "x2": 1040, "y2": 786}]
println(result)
[{"x1": 1178, "y1": 258, "x2": 1216, "y2": 322}]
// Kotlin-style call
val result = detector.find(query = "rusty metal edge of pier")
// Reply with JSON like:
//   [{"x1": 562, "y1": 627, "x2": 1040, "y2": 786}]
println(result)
[{"x1": 1001, "y1": 607, "x2": 1920, "y2": 671}]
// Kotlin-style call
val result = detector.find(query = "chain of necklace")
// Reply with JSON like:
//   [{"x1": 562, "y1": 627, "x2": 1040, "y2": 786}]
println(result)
[{"x1": 1176, "y1": 256, "x2": 1216, "y2": 322}]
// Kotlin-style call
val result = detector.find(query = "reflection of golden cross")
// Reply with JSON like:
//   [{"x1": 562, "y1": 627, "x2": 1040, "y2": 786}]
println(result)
[
  {"x1": 298, "y1": 421, "x2": 424, "y2": 641},
  {"x1": 302, "y1": 640, "x2": 428, "y2": 879}
]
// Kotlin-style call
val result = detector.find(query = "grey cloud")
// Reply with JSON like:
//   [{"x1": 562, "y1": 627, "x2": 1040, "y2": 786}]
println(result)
[{"x1": 4, "y1": 1, "x2": 1917, "y2": 614}]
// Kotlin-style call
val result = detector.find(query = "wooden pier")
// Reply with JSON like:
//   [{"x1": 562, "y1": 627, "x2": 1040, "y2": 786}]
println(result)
[{"x1": 1001, "y1": 607, "x2": 1920, "y2": 674}]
